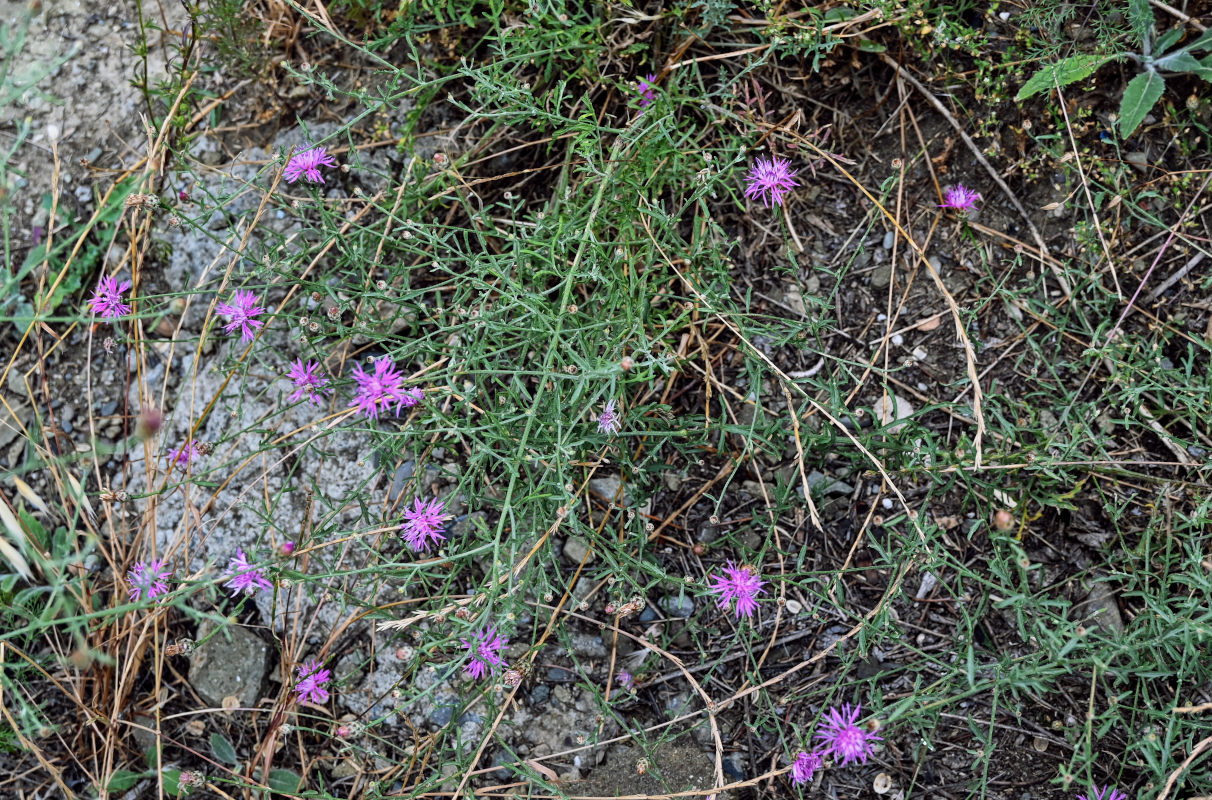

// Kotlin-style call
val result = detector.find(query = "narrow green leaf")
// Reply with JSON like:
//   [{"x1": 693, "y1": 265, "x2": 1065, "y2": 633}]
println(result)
[
  {"x1": 1119, "y1": 70, "x2": 1166, "y2": 138},
  {"x1": 267, "y1": 768, "x2": 302, "y2": 793},
  {"x1": 1185, "y1": 29, "x2": 1212, "y2": 53},
  {"x1": 1016, "y1": 55, "x2": 1118, "y2": 101},
  {"x1": 106, "y1": 770, "x2": 143, "y2": 792},
  {"x1": 210, "y1": 732, "x2": 238, "y2": 765}
]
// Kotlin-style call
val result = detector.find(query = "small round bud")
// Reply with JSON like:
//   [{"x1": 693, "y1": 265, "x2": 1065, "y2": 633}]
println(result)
[
  {"x1": 993, "y1": 509, "x2": 1014, "y2": 532},
  {"x1": 620, "y1": 355, "x2": 634, "y2": 371}
]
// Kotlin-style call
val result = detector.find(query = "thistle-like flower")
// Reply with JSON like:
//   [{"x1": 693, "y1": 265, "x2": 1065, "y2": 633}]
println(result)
[
  {"x1": 285, "y1": 358, "x2": 330, "y2": 406},
  {"x1": 88, "y1": 275, "x2": 133, "y2": 322},
  {"x1": 400, "y1": 496, "x2": 450, "y2": 552},
  {"x1": 127, "y1": 559, "x2": 172, "y2": 603},
  {"x1": 1077, "y1": 787, "x2": 1128, "y2": 800},
  {"x1": 616, "y1": 670, "x2": 634, "y2": 690},
  {"x1": 744, "y1": 156, "x2": 799, "y2": 208},
  {"x1": 223, "y1": 548, "x2": 273, "y2": 596},
  {"x1": 283, "y1": 146, "x2": 338, "y2": 184},
  {"x1": 790, "y1": 750, "x2": 823, "y2": 786},
  {"x1": 349, "y1": 357, "x2": 412, "y2": 420},
  {"x1": 461, "y1": 625, "x2": 508, "y2": 680},
  {"x1": 939, "y1": 183, "x2": 981, "y2": 213},
  {"x1": 168, "y1": 440, "x2": 200, "y2": 467},
  {"x1": 215, "y1": 290, "x2": 265, "y2": 342},
  {"x1": 815, "y1": 703, "x2": 881, "y2": 766},
  {"x1": 707, "y1": 562, "x2": 765, "y2": 618},
  {"x1": 637, "y1": 74, "x2": 657, "y2": 107},
  {"x1": 295, "y1": 658, "x2": 332, "y2": 705},
  {"x1": 597, "y1": 399, "x2": 622, "y2": 434}
]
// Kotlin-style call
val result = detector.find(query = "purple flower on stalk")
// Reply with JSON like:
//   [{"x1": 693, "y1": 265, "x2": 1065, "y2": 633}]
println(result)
[
  {"x1": 295, "y1": 658, "x2": 332, "y2": 705},
  {"x1": 400, "y1": 496, "x2": 450, "y2": 552},
  {"x1": 744, "y1": 156, "x2": 799, "y2": 208},
  {"x1": 283, "y1": 146, "x2": 338, "y2": 184},
  {"x1": 168, "y1": 440, "x2": 200, "y2": 467},
  {"x1": 939, "y1": 183, "x2": 981, "y2": 213},
  {"x1": 637, "y1": 74, "x2": 657, "y2": 107},
  {"x1": 597, "y1": 399, "x2": 622, "y2": 434},
  {"x1": 127, "y1": 559, "x2": 172, "y2": 603},
  {"x1": 707, "y1": 562, "x2": 765, "y2": 618},
  {"x1": 790, "y1": 750, "x2": 823, "y2": 786},
  {"x1": 1077, "y1": 788, "x2": 1128, "y2": 800},
  {"x1": 616, "y1": 670, "x2": 634, "y2": 690},
  {"x1": 286, "y1": 358, "x2": 330, "y2": 406},
  {"x1": 223, "y1": 548, "x2": 273, "y2": 596},
  {"x1": 215, "y1": 290, "x2": 265, "y2": 342},
  {"x1": 88, "y1": 275, "x2": 133, "y2": 322},
  {"x1": 461, "y1": 625, "x2": 508, "y2": 680},
  {"x1": 349, "y1": 357, "x2": 412, "y2": 420},
  {"x1": 815, "y1": 703, "x2": 881, "y2": 766}
]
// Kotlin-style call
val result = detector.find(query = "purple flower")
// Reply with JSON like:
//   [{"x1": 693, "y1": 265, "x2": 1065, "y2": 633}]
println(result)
[
  {"x1": 790, "y1": 750, "x2": 823, "y2": 786},
  {"x1": 637, "y1": 74, "x2": 657, "y2": 107},
  {"x1": 295, "y1": 658, "x2": 331, "y2": 705},
  {"x1": 400, "y1": 496, "x2": 450, "y2": 552},
  {"x1": 127, "y1": 559, "x2": 172, "y2": 602},
  {"x1": 168, "y1": 440, "x2": 200, "y2": 467},
  {"x1": 349, "y1": 357, "x2": 413, "y2": 420},
  {"x1": 223, "y1": 548, "x2": 273, "y2": 596},
  {"x1": 88, "y1": 275, "x2": 132, "y2": 322},
  {"x1": 744, "y1": 156, "x2": 799, "y2": 208},
  {"x1": 286, "y1": 358, "x2": 330, "y2": 406},
  {"x1": 939, "y1": 183, "x2": 981, "y2": 213},
  {"x1": 215, "y1": 290, "x2": 265, "y2": 342},
  {"x1": 597, "y1": 399, "x2": 622, "y2": 434},
  {"x1": 1078, "y1": 788, "x2": 1128, "y2": 800},
  {"x1": 461, "y1": 625, "x2": 507, "y2": 680},
  {"x1": 707, "y1": 562, "x2": 765, "y2": 618},
  {"x1": 815, "y1": 703, "x2": 881, "y2": 766},
  {"x1": 616, "y1": 670, "x2": 634, "y2": 690},
  {"x1": 283, "y1": 146, "x2": 338, "y2": 184}
]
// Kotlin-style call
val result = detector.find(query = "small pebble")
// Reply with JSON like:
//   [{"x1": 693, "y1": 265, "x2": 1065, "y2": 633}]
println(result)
[
  {"x1": 881, "y1": 498, "x2": 894, "y2": 510},
  {"x1": 912, "y1": 347, "x2": 928, "y2": 361},
  {"x1": 785, "y1": 599, "x2": 803, "y2": 614},
  {"x1": 891, "y1": 333, "x2": 904, "y2": 346},
  {"x1": 882, "y1": 231, "x2": 895, "y2": 249}
]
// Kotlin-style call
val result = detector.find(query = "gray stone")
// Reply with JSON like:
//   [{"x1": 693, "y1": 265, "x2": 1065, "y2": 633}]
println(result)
[
  {"x1": 870, "y1": 263, "x2": 893, "y2": 289},
  {"x1": 570, "y1": 633, "x2": 608, "y2": 659},
  {"x1": 658, "y1": 593, "x2": 694, "y2": 618},
  {"x1": 882, "y1": 230, "x2": 895, "y2": 249},
  {"x1": 562, "y1": 535, "x2": 595, "y2": 565},
  {"x1": 588, "y1": 475, "x2": 629, "y2": 506},
  {"x1": 1076, "y1": 581, "x2": 1124, "y2": 637},
  {"x1": 189, "y1": 621, "x2": 269, "y2": 708}
]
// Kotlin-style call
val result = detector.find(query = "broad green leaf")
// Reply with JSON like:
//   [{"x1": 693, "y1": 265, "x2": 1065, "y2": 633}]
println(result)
[
  {"x1": 1119, "y1": 70, "x2": 1166, "y2": 138},
  {"x1": 1185, "y1": 29, "x2": 1212, "y2": 53},
  {"x1": 210, "y1": 732, "x2": 238, "y2": 765},
  {"x1": 267, "y1": 768, "x2": 302, "y2": 793},
  {"x1": 160, "y1": 769, "x2": 180, "y2": 796},
  {"x1": 1154, "y1": 26, "x2": 1185, "y2": 53},
  {"x1": 1016, "y1": 55, "x2": 1118, "y2": 101},
  {"x1": 1198, "y1": 55, "x2": 1212, "y2": 81},
  {"x1": 1155, "y1": 50, "x2": 1203, "y2": 72},
  {"x1": 106, "y1": 770, "x2": 143, "y2": 792}
]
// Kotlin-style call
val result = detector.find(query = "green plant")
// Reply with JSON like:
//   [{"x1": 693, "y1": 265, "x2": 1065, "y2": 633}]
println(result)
[{"x1": 1015, "y1": 0, "x2": 1212, "y2": 138}]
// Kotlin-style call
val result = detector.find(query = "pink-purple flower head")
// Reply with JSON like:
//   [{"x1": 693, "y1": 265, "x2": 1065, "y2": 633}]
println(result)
[
  {"x1": 616, "y1": 670, "x2": 634, "y2": 690},
  {"x1": 400, "y1": 496, "x2": 450, "y2": 553},
  {"x1": 790, "y1": 750, "x2": 823, "y2": 786},
  {"x1": 349, "y1": 357, "x2": 419, "y2": 420},
  {"x1": 127, "y1": 559, "x2": 172, "y2": 603},
  {"x1": 744, "y1": 156, "x2": 799, "y2": 208},
  {"x1": 461, "y1": 625, "x2": 508, "y2": 680},
  {"x1": 637, "y1": 74, "x2": 658, "y2": 107},
  {"x1": 708, "y1": 562, "x2": 765, "y2": 619},
  {"x1": 88, "y1": 275, "x2": 132, "y2": 322},
  {"x1": 215, "y1": 289, "x2": 265, "y2": 342},
  {"x1": 295, "y1": 658, "x2": 332, "y2": 705},
  {"x1": 286, "y1": 358, "x2": 331, "y2": 406},
  {"x1": 223, "y1": 548, "x2": 273, "y2": 597},
  {"x1": 597, "y1": 399, "x2": 622, "y2": 434},
  {"x1": 815, "y1": 703, "x2": 881, "y2": 766},
  {"x1": 168, "y1": 440, "x2": 200, "y2": 467},
  {"x1": 1078, "y1": 787, "x2": 1128, "y2": 800},
  {"x1": 283, "y1": 146, "x2": 338, "y2": 184},
  {"x1": 939, "y1": 183, "x2": 981, "y2": 213}
]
